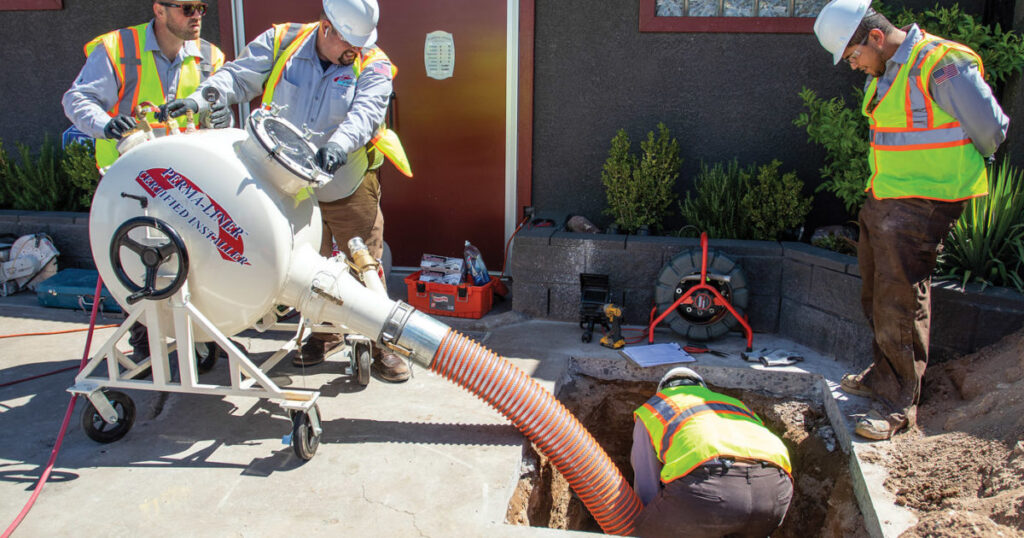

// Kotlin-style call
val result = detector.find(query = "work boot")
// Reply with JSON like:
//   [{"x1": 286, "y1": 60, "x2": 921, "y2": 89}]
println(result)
[
  {"x1": 372, "y1": 350, "x2": 410, "y2": 383},
  {"x1": 127, "y1": 321, "x2": 151, "y2": 378},
  {"x1": 294, "y1": 338, "x2": 344, "y2": 367},
  {"x1": 840, "y1": 373, "x2": 874, "y2": 398},
  {"x1": 854, "y1": 409, "x2": 908, "y2": 441}
]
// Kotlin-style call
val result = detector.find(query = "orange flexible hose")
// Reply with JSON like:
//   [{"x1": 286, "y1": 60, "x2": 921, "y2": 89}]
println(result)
[{"x1": 431, "y1": 330, "x2": 642, "y2": 535}]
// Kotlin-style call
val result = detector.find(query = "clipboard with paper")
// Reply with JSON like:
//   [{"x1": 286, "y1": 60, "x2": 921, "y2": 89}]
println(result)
[{"x1": 619, "y1": 342, "x2": 696, "y2": 368}]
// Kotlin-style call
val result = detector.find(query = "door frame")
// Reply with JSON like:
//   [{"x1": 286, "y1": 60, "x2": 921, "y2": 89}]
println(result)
[{"x1": 219, "y1": 1, "x2": 535, "y2": 252}]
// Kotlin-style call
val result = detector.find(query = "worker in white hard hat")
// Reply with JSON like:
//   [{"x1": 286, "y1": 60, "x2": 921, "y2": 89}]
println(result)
[
  {"x1": 813, "y1": 0, "x2": 1008, "y2": 440},
  {"x1": 161, "y1": 0, "x2": 412, "y2": 382},
  {"x1": 62, "y1": 0, "x2": 226, "y2": 365},
  {"x1": 630, "y1": 367, "x2": 793, "y2": 537}
]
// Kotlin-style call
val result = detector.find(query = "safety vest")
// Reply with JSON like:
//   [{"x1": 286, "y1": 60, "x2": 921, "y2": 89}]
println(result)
[
  {"x1": 633, "y1": 385, "x2": 792, "y2": 483},
  {"x1": 862, "y1": 33, "x2": 988, "y2": 201},
  {"x1": 261, "y1": 22, "x2": 413, "y2": 178},
  {"x1": 84, "y1": 22, "x2": 225, "y2": 168}
]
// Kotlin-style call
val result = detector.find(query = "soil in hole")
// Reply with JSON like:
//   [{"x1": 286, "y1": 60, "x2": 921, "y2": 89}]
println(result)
[{"x1": 506, "y1": 376, "x2": 866, "y2": 536}]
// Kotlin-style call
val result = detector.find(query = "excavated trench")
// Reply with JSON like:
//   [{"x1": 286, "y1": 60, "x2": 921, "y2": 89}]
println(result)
[{"x1": 506, "y1": 372, "x2": 867, "y2": 536}]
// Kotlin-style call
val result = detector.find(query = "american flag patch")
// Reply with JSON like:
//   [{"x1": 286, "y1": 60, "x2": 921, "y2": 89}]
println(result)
[
  {"x1": 931, "y1": 63, "x2": 960, "y2": 85},
  {"x1": 371, "y1": 61, "x2": 392, "y2": 79}
]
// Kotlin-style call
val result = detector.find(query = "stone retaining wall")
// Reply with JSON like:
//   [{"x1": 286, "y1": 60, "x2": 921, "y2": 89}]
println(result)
[
  {"x1": 509, "y1": 226, "x2": 1024, "y2": 367},
  {"x1": 0, "y1": 210, "x2": 93, "y2": 270}
]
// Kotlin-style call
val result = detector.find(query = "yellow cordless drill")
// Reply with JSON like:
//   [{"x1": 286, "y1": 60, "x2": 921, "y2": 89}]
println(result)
[{"x1": 599, "y1": 303, "x2": 625, "y2": 349}]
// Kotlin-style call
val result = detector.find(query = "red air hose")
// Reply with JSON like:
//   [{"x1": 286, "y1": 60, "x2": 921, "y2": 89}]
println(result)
[
  {"x1": 431, "y1": 330, "x2": 642, "y2": 535},
  {"x1": 2, "y1": 277, "x2": 105, "y2": 538}
]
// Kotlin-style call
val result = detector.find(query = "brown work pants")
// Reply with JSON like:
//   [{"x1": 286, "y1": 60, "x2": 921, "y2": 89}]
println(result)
[
  {"x1": 857, "y1": 196, "x2": 965, "y2": 427},
  {"x1": 634, "y1": 463, "x2": 793, "y2": 538},
  {"x1": 312, "y1": 170, "x2": 384, "y2": 346}
]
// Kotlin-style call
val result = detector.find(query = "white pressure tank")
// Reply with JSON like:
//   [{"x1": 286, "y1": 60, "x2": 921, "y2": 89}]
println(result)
[{"x1": 89, "y1": 110, "x2": 331, "y2": 338}]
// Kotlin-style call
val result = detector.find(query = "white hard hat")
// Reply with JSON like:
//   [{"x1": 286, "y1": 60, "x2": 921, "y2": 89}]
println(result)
[
  {"x1": 658, "y1": 367, "x2": 706, "y2": 392},
  {"x1": 323, "y1": 0, "x2": 379, "y2": 48},
  {"x1": 813, "y1": 0, "x2": 870, "y2": 65}
]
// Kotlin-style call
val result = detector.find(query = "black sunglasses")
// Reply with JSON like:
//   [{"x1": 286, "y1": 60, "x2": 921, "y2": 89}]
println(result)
[{"x1": 158, "y1": 2, "x2": 207, "y2": 16}]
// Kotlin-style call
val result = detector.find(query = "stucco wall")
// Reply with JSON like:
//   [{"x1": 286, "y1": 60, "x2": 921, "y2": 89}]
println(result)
[
  {"x1": 529, "y1": 0, "x2": 995, "y2": 233},
  {"x1": 0, "y1": 0, "x2": 221, "y2": 153}
]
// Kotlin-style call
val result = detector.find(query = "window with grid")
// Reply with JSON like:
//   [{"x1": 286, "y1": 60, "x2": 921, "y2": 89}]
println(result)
[
  {"x1": 0, "y1": 0, "x2": 62, "y2": 10},
  {"x1": 640, "y1": 0, "x2": 826, "y2": 33}
]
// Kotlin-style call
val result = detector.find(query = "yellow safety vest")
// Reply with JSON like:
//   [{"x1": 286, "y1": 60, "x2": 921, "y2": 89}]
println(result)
[
  {"x1": 84, "y1": 22, "x2": 225, "y2": 168},
  {"x1": 633, "y1": 385, "x2": 792, "y2": 483},
  {"x1": 261, "y1": 22, "x2": 412, "y2": 178},
  {"x1": 862, "y1": 33, "x2": 988, "y2": 201}
]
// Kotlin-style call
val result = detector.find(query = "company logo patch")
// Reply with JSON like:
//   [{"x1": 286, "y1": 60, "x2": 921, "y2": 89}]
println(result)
[
  {"x1": 135, "y1": 168, "x2": 251, "y2": 266},
  {"x1": 333, "y1": 74, "x2": 355, "y2": 87}
]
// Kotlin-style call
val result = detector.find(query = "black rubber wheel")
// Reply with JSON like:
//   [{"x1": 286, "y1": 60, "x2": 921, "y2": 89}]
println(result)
[
  {"x1": 354, "y1": 343, "x2": 371, "y2": 386},
  {"x1": 291, "y1": 405, "x2": 321, "y2": 461},
  {"x1": 80, "y1": 390, "x2": 136, "y2": 443},
  {"x1": 654, "y1": 248, "x2": 748, "y2": 341},
  {"x1": 194, "y1": 342, "x2": 220, "y2": 374}
]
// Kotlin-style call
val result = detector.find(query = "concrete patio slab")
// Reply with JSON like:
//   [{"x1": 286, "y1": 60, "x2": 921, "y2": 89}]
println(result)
[{"x1": 0, "y1": 278, "x2": 915, "y2": 537}]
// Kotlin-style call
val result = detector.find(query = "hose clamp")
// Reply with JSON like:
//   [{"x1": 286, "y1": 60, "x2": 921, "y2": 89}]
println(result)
[{"x1": 381, "y1": 301, "x2": 415, "y2": 349}]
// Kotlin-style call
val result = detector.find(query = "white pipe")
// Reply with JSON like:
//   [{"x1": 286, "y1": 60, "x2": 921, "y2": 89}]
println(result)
[
  {"x1": 504, "y1": 0, "x2": 520, "y2": 254},
  {"x1": 230, "y1": 0, "x2": 251, "y2": 120}
]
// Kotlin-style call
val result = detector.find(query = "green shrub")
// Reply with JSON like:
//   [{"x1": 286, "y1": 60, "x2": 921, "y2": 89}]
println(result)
[
  {"x1": 0, "y1": 136, "x2": 67, "y2": 211},
  {"x1": 0, "y1": 136, "x2": 98, "y2": 212},
  {"x1": 793, "y1": 87, "x2": 870, "y2": 215},
  {"x1": 602, "y1": 123, "x2": 680, "y2": 233},
  {"x1": 740, "y1": 160, "x2": 813, "y2": 241},
  {"x1": 936, "y1": 158, "x2": 1024, "y2": 292},
  {"x1": 62, "y1": 141, "x2": 100, "y2": 209},
  {"x1": 812, "y1": 233, "x2": 858, "y2": 256},
  {"x1": 882, "y1": 3, "x2": 1024, "y2": 86},
  {"x1": 679, "y1": 159, "x2": 810, "y2": 241},
  {"x1": 678, "y1": 159, "x2": 749, "y2": 239}
]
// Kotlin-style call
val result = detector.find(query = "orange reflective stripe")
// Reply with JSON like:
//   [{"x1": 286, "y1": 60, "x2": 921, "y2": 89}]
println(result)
[
  {"x1": 263, "y1": 23, "x2": 318, "y2": 106},
  {"x1": 873, "y1": 121, "x2": 961, "y2": 133},
  {"x1": 871, "y1": 138, "x2": 971, "y2": 151},
  {"x1": 128, "y1": 27, "x2": 142, "y2": 116}
]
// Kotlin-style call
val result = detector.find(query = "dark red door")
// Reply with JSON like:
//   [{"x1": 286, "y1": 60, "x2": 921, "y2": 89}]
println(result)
[{"x1": 220, "y1": 1, "x2": 521, "y2": 268}]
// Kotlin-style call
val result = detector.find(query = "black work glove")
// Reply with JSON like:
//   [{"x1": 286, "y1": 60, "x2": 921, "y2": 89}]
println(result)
[
  {"x1": 103, "y1": 114, "x2": 137, "y2": 140},
  {"x1": 156, "y1": 98, "x2": 199, "y2": 122},
  {"x1": 314, "y1": 142, "x2": 347, "y2": 174},
  {"x1": 208, "y1": 101, "x2": 232, "y2": 129}
]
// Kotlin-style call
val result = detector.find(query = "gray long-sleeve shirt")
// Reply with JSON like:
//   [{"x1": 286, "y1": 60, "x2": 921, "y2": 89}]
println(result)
[
  {"x1": 62, "y1": 20, "x2": 206, "y2": 139},
  {"x1": 187, "y1": 24, "x2": 391, "y2": 158},
  {"x1": 631, "y1": 419, "x2": 662, "y2": 506},
  {"x1": 866, "y1": 24, "x2": 1008, "y2": 157}
]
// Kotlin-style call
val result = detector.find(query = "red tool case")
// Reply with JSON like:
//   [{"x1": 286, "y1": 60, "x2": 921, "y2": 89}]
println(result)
[{"x1": 404, "y1": 270, "x2": 498, "y2": 319}]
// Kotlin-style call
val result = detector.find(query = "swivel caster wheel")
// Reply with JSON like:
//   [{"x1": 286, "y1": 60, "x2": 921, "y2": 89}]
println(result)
[
  {"x1": 81, "y1": 390, "x2": 136, "y2": 443},
  {"x1": 352, "y1": 341, "x2": 371, "y2": 387},
  {"x1": 290, "y1": 404, "x2": 322, "y2": 461}
]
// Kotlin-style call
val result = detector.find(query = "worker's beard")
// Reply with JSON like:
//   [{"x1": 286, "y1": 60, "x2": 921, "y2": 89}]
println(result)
[
  {"x1": 166, "y1": 17, "x2": 202, "y2": 41},
  {"x1": 338, "y1": 50, "x2": 358, "y2": 66}
]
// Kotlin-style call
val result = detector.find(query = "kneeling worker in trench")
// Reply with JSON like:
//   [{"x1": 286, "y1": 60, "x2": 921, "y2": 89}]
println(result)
[{"x1": 630, "y1": 368, "x2": 794, "y2": 537}]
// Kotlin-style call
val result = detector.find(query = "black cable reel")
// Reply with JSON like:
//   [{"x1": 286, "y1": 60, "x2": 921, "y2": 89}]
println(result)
[{"x1": 654, "y1": 248, "x2": 749, "y2": 341}]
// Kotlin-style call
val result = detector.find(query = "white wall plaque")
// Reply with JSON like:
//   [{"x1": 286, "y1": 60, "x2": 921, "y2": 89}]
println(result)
[{"x1": 424, "y1": 31, "x2": 455, "y2": 80}]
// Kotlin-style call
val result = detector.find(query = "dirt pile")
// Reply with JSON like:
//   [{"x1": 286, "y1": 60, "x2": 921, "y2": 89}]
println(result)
[{"x1": 865, "y1": 327, "x2": 1024, "y2": 537}]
